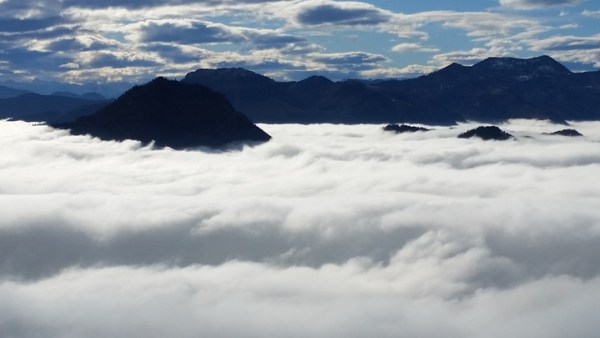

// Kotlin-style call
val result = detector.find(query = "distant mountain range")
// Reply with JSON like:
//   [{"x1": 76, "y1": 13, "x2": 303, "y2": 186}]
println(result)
[
  {"x1": 0, "y1": 92, "x2": 110, "y2": 123},
  {"x1": 1, "y1": 55, "x2": 599, "y2": 125},
  {"x1": 0, "y1": 85, "x2": 30, "y2": 99},
  {"x1": 183, "y1": 55, "x2": 600, "y2": 124},
  {"x1": 0, "y1": 79, "x2": 131, "y2": 98},
  {"x1": 54, "y1": 78, "x2": 271, "y2": 149}
]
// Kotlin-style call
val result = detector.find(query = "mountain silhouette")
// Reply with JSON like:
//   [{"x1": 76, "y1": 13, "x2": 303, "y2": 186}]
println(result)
[
  {"x1": 383, "y1": 124, "x2": 431, "y2": 133},
  {"x1": 183, "y1": 68, "x2": 399, "y2": 123},
  {"x1": 183, "y1": 55, "x2": 600, "y2": 124},
  {"x1": 54, "y1": 77, "x2": 271, "y2": 149},
  {"x1": 458, "y1": 126, "x2": 514, "y2": 140},
  {"x1": 546, "y1": 129, "x2": 583, "y2": 137},
  {"x1": 2, "y1": 55, "x2": 599, "y2": 126}
]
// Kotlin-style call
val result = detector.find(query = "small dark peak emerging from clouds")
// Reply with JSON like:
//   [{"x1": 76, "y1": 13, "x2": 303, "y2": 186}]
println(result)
[
  {"x1": 54, "y1": 77, "x2": 271, "y2": 149},
  {"x1": 383, "y1": 124, "x2": 431, "y2": 133},
  {"x1": 546, "y1": 129, "x2": 584, "y2": 137},
  {"x1": 458, "y1": 126, "x2": 514, "y2": 141}
]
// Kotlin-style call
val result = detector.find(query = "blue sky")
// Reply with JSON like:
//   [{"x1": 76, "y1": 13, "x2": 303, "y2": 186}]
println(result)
[{"x1": 0, "y1": 0, "x2": 599, "y2": 84}]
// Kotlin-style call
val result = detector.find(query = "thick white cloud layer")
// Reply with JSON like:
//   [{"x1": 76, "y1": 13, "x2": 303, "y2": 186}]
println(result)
[{"x1": 1, "y1": 120, "x2": 600, "y2": 337}]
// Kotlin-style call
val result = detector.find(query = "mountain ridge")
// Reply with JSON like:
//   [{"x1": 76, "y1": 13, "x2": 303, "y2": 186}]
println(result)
[
  {"x1": 1, "y1": 55, "x2": 599, "y2": 125},
  {"x1": 182, "y1": 55, "x2": 600, "y2": 124}
]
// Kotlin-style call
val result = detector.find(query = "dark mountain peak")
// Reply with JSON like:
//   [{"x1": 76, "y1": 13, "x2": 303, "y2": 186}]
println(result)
[
  {"x1": 183, "y1": 67, "x2": 275, "y2": 86},
  {"x1": 446, "y1": 62, "x2": 467, "y2": 71},
  {"x1": 419, "y1": 62, "x2": 471, "y2": 85},
  {"x1": 473, "y1": 55, "x2": 572, "y2": 79},
  {"x1": 383, "y1": 124, "x2": 431, "y2": 133},
  {"x1": 458, "y1": 126, "x2": 514, "y2": 140},
  {"x1": 55, "y1": 78, "x2": 271, "y2": 149},
  {"x1": 546, "y1": 129, "x2": 583, "y2": 137},
  {"x1": 298, "y1": 75, "x2": 334, "y2": 85},
  {"x1": 149, "y1": 76, "x2": 169, "y2": 84},
  {"x1": 427, "y1": 62, "x2": 468, "y2": 77}
]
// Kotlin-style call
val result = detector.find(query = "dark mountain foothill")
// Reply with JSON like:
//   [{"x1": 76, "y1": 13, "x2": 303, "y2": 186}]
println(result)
[
  {"x1": 458, "y1": 126, "x2": 514, "y2": 141},
  {"x1": 54, "y1": 77, "x2": 271, "y2": 149},
  {"x1": 546, "y1": 129, "x2": 583, "y2": 137},
  {"x1": 383, "y1": 124, "x2": 431, "y2": 133}
]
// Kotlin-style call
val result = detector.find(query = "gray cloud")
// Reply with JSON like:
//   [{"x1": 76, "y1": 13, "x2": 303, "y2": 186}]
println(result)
[
  {"x1": 84, "y1": 53, "x2": 160, "y2": 68},
  {"x1": 0, "y1": 17, "x2": 65, "y2": 33},
  {"x1": 248, "y1": 33, "x2": 305, "y2": 49},
  {"x1": 296, "y1": 2, "x2": 390, "y2": 26},
  {"x1": 139, "y1": 21, "x2": 245, "y2": 44},
  {"x1": 311, "y1": 52, "x2": 388, "y2": 73},
  {"x1": 143, "y1": 44, "x2": 204, "y2": 63},
  {"x1": 138, "y1": 20, "x2": 306, "y2": 50},
  {"x1": 529, "y1": 34, "x2": 600, "y2": 51},
  {"x1": 0, "y1": 120, "x2": 600, "y2": 336},
  {"x1": 45, "y1": 38, "x2": 87, "y2": 52}
]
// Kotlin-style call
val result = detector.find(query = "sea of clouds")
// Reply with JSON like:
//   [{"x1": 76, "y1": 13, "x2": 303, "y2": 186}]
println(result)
[{"x1": 1, "y1": 119, "x2": 599, "y2": 337}]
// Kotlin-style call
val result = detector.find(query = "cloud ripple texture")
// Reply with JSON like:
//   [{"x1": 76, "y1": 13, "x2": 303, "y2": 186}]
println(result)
[{"x1": 1, "y1": 119, "x2": 600, "y2": 338}]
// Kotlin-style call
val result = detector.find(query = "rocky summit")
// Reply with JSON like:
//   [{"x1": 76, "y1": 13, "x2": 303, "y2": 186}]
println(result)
[
  {"x1": 547, "y1": 129, "x2": 583, "y2": 137},
  {"x1": 458, "y1": 126, "x2": 514, "y2": 141},
  {"x1": 383, "y1": 124, "x2": 431, "y2": 133}
]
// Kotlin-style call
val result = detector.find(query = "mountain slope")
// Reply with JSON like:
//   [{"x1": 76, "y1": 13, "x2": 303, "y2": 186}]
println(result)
[
  {"x1": 183, "y1": 56, "x2": 600, "y2": 124},
  {"x1": 378, "y1": 55, "x2": 600, "y2": 122},
  {"x1": 55, "y1": 78, "x2": 271, "y2": 149}
]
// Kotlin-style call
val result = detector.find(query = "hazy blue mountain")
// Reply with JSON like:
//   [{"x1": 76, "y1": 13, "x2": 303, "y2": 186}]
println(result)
[
  {"x1": 51, "y1": 91, "x2": 107, "y2": 100},
  {"x1": 184, "y1": 56, "x2": 600, "y2": 124},
  {"x1": 0, "y1": 93, "x2": 109, "y2": 123},
  {"x1": 0, "y1": 85, "x2": 30, "y2": 99},
  {"x1": 55, "y1": 77, "x2": 271, "y2": 149},
  {"x1": 0, "y1": 79, "x2": 131, "y2": 98}
]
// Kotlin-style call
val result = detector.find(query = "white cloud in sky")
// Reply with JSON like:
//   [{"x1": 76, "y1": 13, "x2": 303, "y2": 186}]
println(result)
[
  {"x1": 582, "y1": 9, "x2": 600, "y2": 17},
  {"x1": 391, "y1": 42, "x2": 439, "y2": 53},
  {"x1": 500, "y1": 0, "x2": 581, "y2": 10},
  {"x1": 1, "y1": 120, "x2": 600, "y2": 336},
  {"x1": 4, "y1": 0, "x2": 596, "y2": 83}
]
